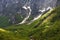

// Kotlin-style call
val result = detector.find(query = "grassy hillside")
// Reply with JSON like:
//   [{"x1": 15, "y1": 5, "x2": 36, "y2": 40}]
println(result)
[
  {"x1": 0, "y1": 14, "x2": 24, "y2": 27},
  {"x1": 30, "y1": 7, "x2": 60, "y2": 40},
  {"x1": 0, "y1": 6, "x2": 60, "y2": 40}
]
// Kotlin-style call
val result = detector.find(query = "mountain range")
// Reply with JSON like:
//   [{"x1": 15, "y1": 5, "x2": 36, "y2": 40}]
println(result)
[{"x1": 0, "y1": 0, "x2": 59, "y2": 26}]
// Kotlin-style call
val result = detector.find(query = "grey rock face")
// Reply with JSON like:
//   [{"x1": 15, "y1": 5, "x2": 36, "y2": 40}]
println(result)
[
  {"x1": 0, "y1": 0, "x2": 59, "y2": 24},
  {"x1": 56, "y1": 0, "x2": 60, "y2": 6}
]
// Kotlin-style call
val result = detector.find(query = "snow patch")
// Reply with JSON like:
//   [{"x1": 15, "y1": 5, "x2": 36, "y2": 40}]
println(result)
[
  {"x1": 19, "y1": 6, "x2": 31, "y2": 24},
  {"x1": 28, "y1": 7, "x2": 52, "y2": 24}
]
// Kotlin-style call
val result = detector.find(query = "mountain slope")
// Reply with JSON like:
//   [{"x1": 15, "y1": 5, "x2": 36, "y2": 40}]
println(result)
[
  {"x1": 0, "y1": 6, "x2": 60, "y2": 40},
  {"x1": 0, "y1": 0, "x2": 58, "y2": 25},
  {"x1": 29, "y1": 7, "x2": 60, "y2": 40}
]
